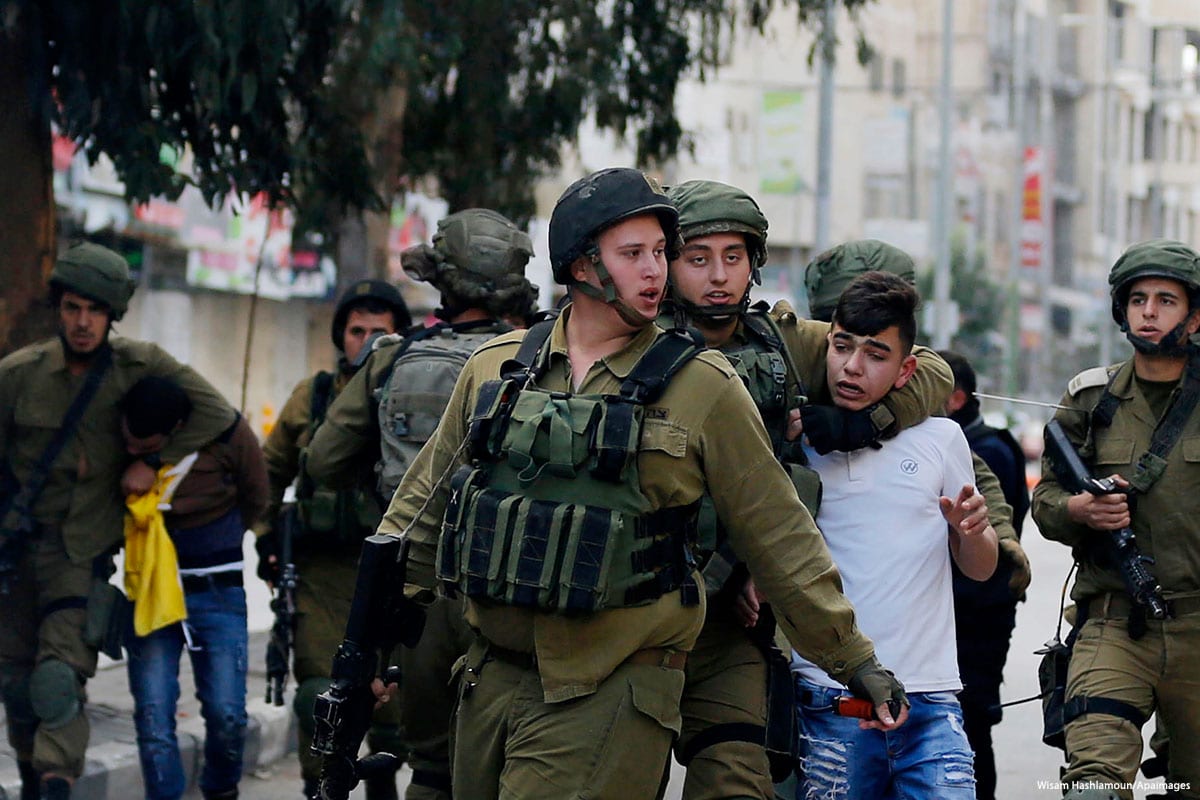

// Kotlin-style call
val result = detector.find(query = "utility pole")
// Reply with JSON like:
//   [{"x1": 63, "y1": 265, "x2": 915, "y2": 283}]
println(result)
[
  {"x1": 931, "y1": 0, "x2": 955, "y2": 349},
  {"x1": 814, "y1": 0, "x2": 836, "y2": 254},
  {"x1": 1005, "y1": 1, "x2": 1028, "y2": 399}
]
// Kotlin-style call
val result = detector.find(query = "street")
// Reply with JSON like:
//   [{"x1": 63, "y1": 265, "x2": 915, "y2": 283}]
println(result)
[{"x1": 196, "y1": 510, "x2": 1164, "y2": 799}]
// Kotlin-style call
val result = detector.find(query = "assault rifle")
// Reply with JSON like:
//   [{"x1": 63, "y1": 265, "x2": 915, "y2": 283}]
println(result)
[
  {"x1": 311, "y1": 534, "x2": 425, "y2": 800},
  {"x1": 265, "y1": 506, "x2": 299, "y2": 705},
  {"x1": 1043, "y1": 420, "x2": 1168, "y2": 620}
]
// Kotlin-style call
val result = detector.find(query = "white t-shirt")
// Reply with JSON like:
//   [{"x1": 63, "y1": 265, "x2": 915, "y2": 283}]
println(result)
[{"x1": 790, "y1": 417, "x2": 975, "y2": 693}]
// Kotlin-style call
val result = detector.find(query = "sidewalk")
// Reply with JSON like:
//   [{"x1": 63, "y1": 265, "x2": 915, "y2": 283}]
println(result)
[{"x1": 0, "y1": 629, "x2": 297, "y2": 800}]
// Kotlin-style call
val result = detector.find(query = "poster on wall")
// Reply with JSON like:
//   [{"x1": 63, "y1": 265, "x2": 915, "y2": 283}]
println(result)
[{"x1": 759, "y1": 91, "x2": 809, "y2": 195}]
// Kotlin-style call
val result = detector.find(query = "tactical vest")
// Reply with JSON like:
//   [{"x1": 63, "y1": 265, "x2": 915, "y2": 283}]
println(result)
[
  {"x1": 436, "y1": 321, "x2": 706, "y2": 614},
  {"x1": 294, "y1": 372, "x2": 379, "y2": 547},
  {"x1": 697, "y1": 305, "x2": 822, "y2": 595},
  {"x1": 375, "y1": 321, "x2": 510, "y2": 500}
]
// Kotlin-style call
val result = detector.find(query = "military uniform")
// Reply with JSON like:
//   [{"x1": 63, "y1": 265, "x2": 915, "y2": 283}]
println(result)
[
  {"x1": 0, "y1": 336, "x2": 235, "y2": 779},
  {"x1": 306, "y1": 324, "x2": 509, "y2": 800},
  {"x1": 1033, "y1": 359, "x2": 1200, "y2": 798},
  {"x1": 383, "y1": 310, "x2": 886, "y2": 800},
  {"x1": 259, "y1": 372, "x2": 403, "y2": 785}
]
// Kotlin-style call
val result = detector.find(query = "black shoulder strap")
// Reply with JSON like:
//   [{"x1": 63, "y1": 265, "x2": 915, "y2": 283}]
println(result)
[
  {"x1": 1090, "y1": 368, "x2": 1122, "y2": 430},
  {"x1": 309, "y1": 371, "x2": 335, "y2": 427},
  {"x1": 620, "y1": 327, "x2": 706, "y2": 404},
  {"x1": 9, "y1": 345, "x2": 113, "y2": 517},
  {"x1": 1128, "y1": 345, "x2": 1200, "y2": 494},
  {"x1": 501, "y1": 317, "x2": 556, "y2": 381}
]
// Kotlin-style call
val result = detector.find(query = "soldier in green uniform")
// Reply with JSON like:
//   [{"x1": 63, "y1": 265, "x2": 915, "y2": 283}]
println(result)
[
  {"x1": 804, "y1": 240, "x2": 1032, "y2": 600},
  {"x1": 1032, "y1": 239, "x2": 1200, "y2": 800},
  {"x1": 371, "y1": 167, "x2": 909, "y2": 800},
  {"x1": 306, "y1": 208, "x2": 538, "y2": 800},
  {"x1": 0, "y1": 243, "x2": 237, "y2": 800},
  {"x1": 659, "y1": 180, "x2": 953, "y2": 800},
  {"x1": 256, "y1": 279, "x2": 411, "y2": 800}
]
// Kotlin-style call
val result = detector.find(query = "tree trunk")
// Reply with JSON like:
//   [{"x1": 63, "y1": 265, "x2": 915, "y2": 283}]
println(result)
[{"x1": 0, "y1": 17, "x2": 56, "y2": 356}]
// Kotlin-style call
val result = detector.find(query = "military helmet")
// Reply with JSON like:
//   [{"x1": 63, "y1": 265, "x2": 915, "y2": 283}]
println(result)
[
  {"x1": 805, "y1": 239, "x2": 916, "y2": 322},
  {"x1": 548, "y1": 168, "x2": 680, "y2": 284},
  {"x1": 411, "y1": 208, "x2": 533, "y2": 291},
  {"x1": 49, "y1": 242, "x2": 137, "y2": 320},
  {"x1": 667, "y1": 180, "x2": 769, "y2": 274},
  {"x1": 330, "y1": 279, "x2": 411, "y2": 350},
  {"x1": 1108, "y1": 239, "x2": 1200, "y2": 325}
]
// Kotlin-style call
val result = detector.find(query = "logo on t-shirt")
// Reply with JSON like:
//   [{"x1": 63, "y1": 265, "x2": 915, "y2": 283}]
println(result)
[{"x1": 900, "y1": 458, "x2": 919, "y2": 475}]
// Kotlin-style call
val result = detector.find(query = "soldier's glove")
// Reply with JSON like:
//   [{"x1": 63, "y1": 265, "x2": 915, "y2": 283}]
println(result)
[
  {"x1": 999, "y1": 537, "x2": 1032, "y2": 599},
  {"x1": 254, "y1": 532, "x2": 280, "y2": 584},
  {"x1": 799, "y1": 404, "x2": 885, "y2": 455},
  {"x1": 846, "y1": 658, "x2": 908, "y2": 721}
]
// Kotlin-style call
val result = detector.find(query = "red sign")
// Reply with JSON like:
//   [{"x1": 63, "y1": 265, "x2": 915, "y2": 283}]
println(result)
[{"x1": 1020, "y1": 147, "x2": 1045, "y2": 273}]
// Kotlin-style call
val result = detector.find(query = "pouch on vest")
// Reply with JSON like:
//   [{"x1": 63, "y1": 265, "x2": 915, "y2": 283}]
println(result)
[
  {"x1": 1038, "y1": 638, "x2": 1071, "y2": 752},
  {"x1": 84, "y1": 579, "x2": 130, "y2": 660}
]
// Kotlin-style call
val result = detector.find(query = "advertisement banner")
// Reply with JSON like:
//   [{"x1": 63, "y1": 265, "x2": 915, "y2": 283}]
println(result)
[
  {"x1": 759, "y1": 91, "x2": 808, "y2": 195},
  {"x1": 1020, "y1": 146, "x2": 1045, "y2": 278}
]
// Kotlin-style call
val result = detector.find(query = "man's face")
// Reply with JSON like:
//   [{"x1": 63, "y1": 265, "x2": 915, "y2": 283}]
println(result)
[
  {"x1": 342, "y1": 308, "x2": 396, "y2": 364},
  {"x1": 120, "y1": 417, "x2": 169, "y2": 457},
  {"x1": 669, "y1": 232, "x2": 751, "y2": 313},
  {"x1": 825, "y1": 323, "x2": 918, "y2": 410},
  {"x1": 1124, "y1": 276, "x2": 1200, "y2": 344},
  {"x1": 574, "y1": 214, "x2": 667, "y2": 324},
  {"x1": 58, "y1": 291, "x2": 111, "y2": 357}
]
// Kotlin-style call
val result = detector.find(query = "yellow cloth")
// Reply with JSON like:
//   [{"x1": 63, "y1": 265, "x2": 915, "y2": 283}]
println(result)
[{"x1": 124, "y1": 466, "x2": 187, "y2": 636}]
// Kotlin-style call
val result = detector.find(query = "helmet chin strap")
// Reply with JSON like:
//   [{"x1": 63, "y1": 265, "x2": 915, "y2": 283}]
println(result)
[
  {"x1": 574, "y1": 254, "x2": 657, "y2": 328},
  {"x1": 1123, "y1": 318, "x2": 1193, "y2": 357}
]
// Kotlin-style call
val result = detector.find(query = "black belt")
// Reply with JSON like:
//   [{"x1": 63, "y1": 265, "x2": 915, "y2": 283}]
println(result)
[
  {"x1": 1086, "y1": 591, "x2": 1200, "y2": 621},
  {"x1": 181, "y1": 571, "x2": 243, "y2": 594}
]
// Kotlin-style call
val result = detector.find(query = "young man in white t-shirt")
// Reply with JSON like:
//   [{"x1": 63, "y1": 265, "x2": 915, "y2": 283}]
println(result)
[{"x1": 789, "y1": 270, "x2": 999, "y2": 799}]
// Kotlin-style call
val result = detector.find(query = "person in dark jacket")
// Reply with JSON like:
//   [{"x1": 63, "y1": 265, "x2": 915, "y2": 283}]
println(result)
[
  {"x1": 120, "y1": 376, "x2": 268, "y2": 800},
  {"x1": 940, "y1": 350, "x2": 1030, "y2": 800}
]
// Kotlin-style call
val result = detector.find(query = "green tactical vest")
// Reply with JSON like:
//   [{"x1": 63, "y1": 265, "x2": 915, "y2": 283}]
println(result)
[
  {"x1": 694, "y1": 305, "x2": 823, "y2": 595},
  {"x1": 295, "y1": 372, "x2": 381, "y2": 548},
  {"x1": 436, "y1": 321, "x2": 706, "y2": 614}
]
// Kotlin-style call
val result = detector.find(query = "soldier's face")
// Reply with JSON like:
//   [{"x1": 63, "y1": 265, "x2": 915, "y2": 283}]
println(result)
[
  {"x1": 1125, "y1": 277, "x2": 1200, "y2": 344},
  {"x1": 575, "y1": 214, "x2": 668, "y2": 323},
  {"x1": 825, "y1": 323, "x2": 917, "y2": 410},
  {"x1": 58, "y1": 291, "x2": 110, "y2": 356},
  {"x1": 342, "y1": 309, "x2": 396, "y2": 364},
  {"x1": 669, "y1": 233, "x2": 751, "y2": 311}
]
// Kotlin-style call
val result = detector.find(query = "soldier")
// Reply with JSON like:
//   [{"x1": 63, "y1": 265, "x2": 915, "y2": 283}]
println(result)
[
  {"x1": 372, "y1": 167, "x2": 908, "y2": 800},
  {"x1": 660, "y1": 180, "x2": 953, "y2": 800},
  {"x1": 306, "y1": 208, "x2": 538, "y2": 800},
  {"x1": 1032, "y1": 239, "x2": 1200, "y2": 800},
  {"x1": 939, "y1": 349, "x2": 1031, "y2": 800},
  {"x1": 0, "y1": 242, "x2": 237, "y2": 800},
  {"x1": 255, "y1": 279, "x2": 411, "y2": 800}
]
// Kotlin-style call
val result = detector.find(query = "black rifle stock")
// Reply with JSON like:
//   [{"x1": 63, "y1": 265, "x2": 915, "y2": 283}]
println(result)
[
  {"x1": 265, "y1": 506, "x2": 298, "y2": 705},
  {"x1": 311, "y1": 534, "x2": 425, "y2": 800},
  {"x1": 1043, "y1": 420, "x2": 1168, "y2": 620}
]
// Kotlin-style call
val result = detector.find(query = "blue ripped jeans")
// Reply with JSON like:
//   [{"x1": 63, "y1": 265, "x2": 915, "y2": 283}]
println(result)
[
  {"x1": 125, "y1": 580, "x2": 248, "y2": 800},
  {"x1": 794, "y1": 679, "x2": 975, "y2": 800}
]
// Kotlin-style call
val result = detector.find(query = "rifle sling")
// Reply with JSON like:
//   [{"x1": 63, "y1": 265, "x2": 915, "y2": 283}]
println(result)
[
  {"x1": 7, "y1": 344, "x2": 114, "y2": 523},
  {"x1": 1125, "y1": 345, "x2": 1200, "y2": 495}
]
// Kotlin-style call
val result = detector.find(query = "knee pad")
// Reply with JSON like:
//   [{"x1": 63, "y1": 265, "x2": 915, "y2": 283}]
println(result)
[
  {"x1": 29, "y1": 660, "x2": 82, "y2": 730},
  {"x1": 294, "y1": 677, "x2": 332, "y2": 737}
]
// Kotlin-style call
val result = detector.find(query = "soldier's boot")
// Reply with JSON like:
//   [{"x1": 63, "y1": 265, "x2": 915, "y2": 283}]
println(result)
[
  {"x1": 203, "y1": 790, "x2": 239, "y2": 800},
  {"x1": 17, "y1": 761, "x2": 39, "y2": 800},
  {"x1": 364, "y1": 769, "x2": 400, "y2": 800},
  {"x1": 39, "y1": 777, "x2": 71, "y2": 800}
]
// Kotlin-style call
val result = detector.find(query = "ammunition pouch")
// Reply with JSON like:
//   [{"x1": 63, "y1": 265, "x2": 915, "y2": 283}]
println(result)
[
  {"x1": 83, "y1": 579, "x2": 129, "y2": 661},
  {"x1": 1038, "y1": 639, "x2": 1071, "y2": 752},
  {"x1": 295, "y1": 475, "x2": 379, "y2": 550},
  {"x1": 439, "y1": 466, "x2": 699, "y2": 613}
]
